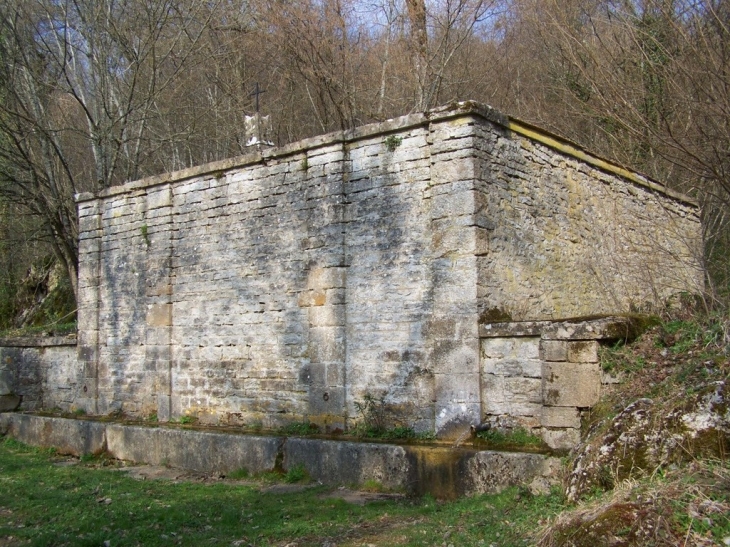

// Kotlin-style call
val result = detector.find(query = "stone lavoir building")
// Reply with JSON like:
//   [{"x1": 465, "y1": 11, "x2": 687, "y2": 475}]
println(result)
[{"x1": 23, "y1": 102, "x2": 705, "y2": 449}]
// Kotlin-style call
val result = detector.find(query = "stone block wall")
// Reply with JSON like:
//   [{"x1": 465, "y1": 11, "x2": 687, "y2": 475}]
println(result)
[
  {"x1": 77, "y1": 116, "x2": 458, "y2": 431},
  {"x1": 480, "y1": 318, "x2": 638, "y2": 449},
  {"x1": 70, "y1": 102, "x2": 702, "y2": 440},
  {"x1": 474, "y1": 115, "x2": 701, "y2": 320},
  {"x1": 344, "y1": 128, "x2": 435, "y2": 431},
  {"x1": 0, "y1": 338, "x2": 79, "y2": 411}
]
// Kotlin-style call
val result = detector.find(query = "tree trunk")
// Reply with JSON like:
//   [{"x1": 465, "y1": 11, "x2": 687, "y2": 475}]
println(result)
[{"x1": 405, "y1": 0, "x2": 429, "y2": 111}]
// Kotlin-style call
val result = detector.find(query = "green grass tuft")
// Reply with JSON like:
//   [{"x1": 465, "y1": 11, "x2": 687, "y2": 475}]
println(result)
[
  {"x1": 284, "y1": 464, "x2": 308, "y2": 484},
  {"x1": 278, "y1": 421, "x2": 319, "y2": 436},
  {"x1": 226, "y1": 467, "x2": 250, "y2": 480},
  {"x1": 476, "y1": 427, "x2": 546, "y2": 448}
]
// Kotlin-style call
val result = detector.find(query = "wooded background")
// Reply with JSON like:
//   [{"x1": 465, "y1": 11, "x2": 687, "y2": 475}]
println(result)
[{"x1": 0, "y1": 0, "x2": 727, "y2": 329}]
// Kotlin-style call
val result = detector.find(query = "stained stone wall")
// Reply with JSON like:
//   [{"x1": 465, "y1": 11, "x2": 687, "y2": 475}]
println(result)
[
  {"x1": 0, "y1": 338, "x2": 79, "y2": 411},
  {"x1": 480, "y1": 318, "x2": 635, "y2": 449},
  {"x1": 473, "y1": 119, "x2": 701, "y2": 320},
  {"x1": 72, "y1": 102, "x2": 703, "y2": 440}
]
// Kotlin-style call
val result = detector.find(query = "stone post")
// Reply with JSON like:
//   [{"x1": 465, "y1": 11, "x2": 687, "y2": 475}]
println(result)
[
  {"x1": 144, "y1": 184, "x2": 174, "y2": 421},
  {"x1": 304, "y1": 145, "x2": 348, "y2": 430},
  {"x1": 76, "y1": 197, "x2": 102, "y2": 414},
  {"x1": 427, "y1": 118, "x2": 482, "y2": 439}
]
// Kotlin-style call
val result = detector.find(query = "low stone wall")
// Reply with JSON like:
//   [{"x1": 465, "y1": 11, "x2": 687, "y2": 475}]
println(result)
[
  {"x1": 0, "y1": 338, "x2": 79, "y2": 412},
  {"x1": 0, "y1": 413, "x2": 561, "y2": 498},
  {"x1": 0, "y1": 317, "x2": 643, "y2": 451},
  {"x1": 0, "y1": 317, "x2": 647, "y2": 452},
  {"x1": 480, "y1": 317, "x2": 637, "y2": 449}
]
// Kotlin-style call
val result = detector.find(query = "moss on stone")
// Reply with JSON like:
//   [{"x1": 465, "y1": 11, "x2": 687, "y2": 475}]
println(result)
[{"x1": 479, "y1": 307, "x2": 513, "y2": 323}]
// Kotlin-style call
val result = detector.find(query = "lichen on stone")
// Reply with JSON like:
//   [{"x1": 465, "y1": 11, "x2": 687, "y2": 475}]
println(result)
[{"x1": 566, "y1": 382, "x2": 730, "y2": 502}]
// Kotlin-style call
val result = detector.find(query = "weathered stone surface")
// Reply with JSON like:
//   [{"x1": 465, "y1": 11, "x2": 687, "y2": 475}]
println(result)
[
  {"x1": 0, "y1": 395, "x2": 21, "y2": 411},
  {"x1": 482, "y1": 357, "x2": 542, "y2": 378},
  {"x1": 63, "y1": 102, "x2": 701, "y2": 442},
  {"x1": 106, "y1": 424, "x2": 281, "y2": 475},
  {"x1": 1, "y1": 414, "x2": 562, "y2": 498},
  {"x1": 480, "y1": 321, "x2": 553, "y2": 338},
  {"x1": 567, "y1": 341, "x2": 598, "y2": 363},
  {"x1": 465, "y1": 450, "x2": 562, "y2": 496},
  {"x1": 0, "y1": 341, "x2": 79, "y2": 412},
  {"x1": 540, "y1": 427, "x2": 581, "y2": 451},
  {"x1": 477, "y1": 114, "x2": 702, "y2": 319},
  {"x1": 542, "y1": 316, "x2": 650, "y2": 341},
  {"x1": 566, "y1": 382, "x2": 730, "y2": 501},
  {"x1": 542, "y1": 362, "x2": 601, "y2": 407},
  {"x1": 0, "y1": 369, "x2": 11, "y2": 395},
  {"x1": 481, "y1": 337, "x2": 540, "y2": 361},
  {"x1": 541, "y1": 406, "x2": 582, "y2": 429},
  {"x1": 0, "y1": 414, "x2": 105, "y2": 456},
  {"x1": 146, "y1": 303, "x2": 172, "y2": 327},
  {"x1": 480, "y1": 319, "x2": 632, "y2": 448},
  {"x1": 285, "y1": 438, "x2": 411, "y2": 492},
  {"x1": 540, "y1": 340, "x2": 568, "y2": 362},
  {"x1": 480, "y1": 317, "x2": 654, "y2": 341}
]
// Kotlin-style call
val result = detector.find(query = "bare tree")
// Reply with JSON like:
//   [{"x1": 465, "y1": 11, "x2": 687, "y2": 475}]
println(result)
[
  {"x1": 404, "y1": 0, "x2": 504, "y2": 111},
  {"x1": 405, "y1": 0, "x2": 429, "y2": 109},
  {"x1": 250, "y1": 0, "x2": 367, "y2": 132},
  {"x1": 496, "y1": 0, "x2": 730, "y2": 301},
  {"x1": 5, "y1": 0, "x2": 727, "y2": 309},
  {"x1": 0, "y1": 0, "x2": 222, "y2": 298}
]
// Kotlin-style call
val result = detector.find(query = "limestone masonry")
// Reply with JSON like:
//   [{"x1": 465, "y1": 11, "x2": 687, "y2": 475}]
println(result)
[{"x1": 2, "y1": 102, "x2": 703, "y2": 448}]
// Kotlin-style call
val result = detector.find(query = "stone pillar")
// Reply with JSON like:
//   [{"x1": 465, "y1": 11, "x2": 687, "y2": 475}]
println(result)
[
  {"x1": 304, "y1": 266, "x2": 347, "y2": 430},
  {"x1": 76, "y1": 197, "x2": 102, "y2": 414},
  {"x1": 304, "y1": 145, "x2": 348, "y2": 430},
  {"x1": 144, "y1": 185, "x2": 174, "y2": 421},
  {"x1": 428, "y1": 118, "x2": 482, "y2": 439}
]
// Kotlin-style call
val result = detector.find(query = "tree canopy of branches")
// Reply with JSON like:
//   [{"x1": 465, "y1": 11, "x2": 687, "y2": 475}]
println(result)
[
  {"x1": 496, "y1": 0, "x2": 730, "y2": 300},
  {"x1": 1, "y1": 0, "x2": 730, "y2": 309},
  {"x1": 0, "y1": 0, "x2": 226, "y2": 298}
]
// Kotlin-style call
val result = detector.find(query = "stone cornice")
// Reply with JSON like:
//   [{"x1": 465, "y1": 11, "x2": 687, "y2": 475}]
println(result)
[{"x1": 76, "y1": 101, "x2": 697, "y2": 209}]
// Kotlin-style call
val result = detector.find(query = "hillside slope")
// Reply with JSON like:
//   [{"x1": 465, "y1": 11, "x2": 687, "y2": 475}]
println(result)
[{"x1": 538, "y1": 308, "x2": 730, "y2": 546}]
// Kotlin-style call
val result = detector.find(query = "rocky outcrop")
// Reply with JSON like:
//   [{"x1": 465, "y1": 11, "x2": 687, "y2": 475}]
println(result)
[{"x1": 566, "y1": 381, "x2": 729, "y2": 502}]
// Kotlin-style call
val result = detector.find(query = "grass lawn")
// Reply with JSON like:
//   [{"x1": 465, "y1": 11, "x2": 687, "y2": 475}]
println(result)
[{"x1": 0, "y1": 437, "x2": 565, "y2": 547}]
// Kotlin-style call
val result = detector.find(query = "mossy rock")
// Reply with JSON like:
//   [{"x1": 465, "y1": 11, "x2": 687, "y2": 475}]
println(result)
[
  {"x1": 566, "y1": 382, "x2": 730, "y2": 502},
  {"x1": 540, "y1": 501, "x2": 672, "y2": 547}
]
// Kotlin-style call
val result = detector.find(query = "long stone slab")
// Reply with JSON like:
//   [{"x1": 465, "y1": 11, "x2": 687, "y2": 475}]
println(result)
[
  {"x1": 285, "y1": 437, "x2": 411, "y2": 491},
  {"x1": 0, "y1": 414, "x2": 560, "y2": 498},
  {"x1": 285, "y1": 438, "x2": 559, "y2": 498},
  {"x1": 0, "y1": 414, "x2": 106, "y2": 456},
  {"x1": 105, "y1": 424, "x2": 282, "y2": 475}
]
